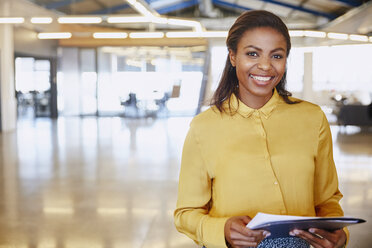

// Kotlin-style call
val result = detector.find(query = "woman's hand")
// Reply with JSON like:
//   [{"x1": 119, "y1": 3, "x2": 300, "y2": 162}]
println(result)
[
  {"x1": 289, "y1": 228, "x2": 346, "y2": 248},
  {"x1": 224, "y1": 216, "x2": 270, "y2": 248}
]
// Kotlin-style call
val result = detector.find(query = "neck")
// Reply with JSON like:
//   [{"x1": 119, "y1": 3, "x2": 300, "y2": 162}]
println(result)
[{"x1": 238, "y1": 91, "x2": 274, "y2": 109}]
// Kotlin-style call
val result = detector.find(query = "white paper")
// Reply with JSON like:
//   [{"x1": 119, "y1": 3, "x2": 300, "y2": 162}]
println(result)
[{"x1": 247, "y1": 212, "x2": 341, "y2": 229}]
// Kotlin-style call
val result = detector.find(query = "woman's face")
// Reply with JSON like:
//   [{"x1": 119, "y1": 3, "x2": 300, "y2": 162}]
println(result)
[{"x1": 229, "y1": 27, "x2": 287, "y2": 109}]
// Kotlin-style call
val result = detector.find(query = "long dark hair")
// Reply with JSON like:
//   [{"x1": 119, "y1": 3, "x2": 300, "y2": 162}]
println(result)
[{"x1": 211, "y1": 10, "x2": 297, "y2": 112}]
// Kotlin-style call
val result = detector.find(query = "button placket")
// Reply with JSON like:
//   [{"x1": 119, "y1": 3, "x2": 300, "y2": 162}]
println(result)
[{"x1": 256, "y1": 112, "x2": 269, "y2": 160}]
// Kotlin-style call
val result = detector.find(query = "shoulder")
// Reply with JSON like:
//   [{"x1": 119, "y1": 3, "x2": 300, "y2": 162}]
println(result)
[
  {"x1": 277, "y1": 96, "x2": 327, "y2": 128},
  {"x1": 190, "y1": 106, "x2": 223, "y2": 128},
  {"x1": 285, "y1": 96, "x2": 325, "y2": 117}
]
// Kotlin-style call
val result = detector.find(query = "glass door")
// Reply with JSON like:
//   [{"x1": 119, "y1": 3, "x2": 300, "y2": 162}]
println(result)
[{"x1": 15, "y1": 57, "x2": 52, "y2": 118}]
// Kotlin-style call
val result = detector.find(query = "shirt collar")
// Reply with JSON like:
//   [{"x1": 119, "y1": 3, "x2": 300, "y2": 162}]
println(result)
[{"x1": 226, "y1": 89, "x2": 281, "y2": 119}]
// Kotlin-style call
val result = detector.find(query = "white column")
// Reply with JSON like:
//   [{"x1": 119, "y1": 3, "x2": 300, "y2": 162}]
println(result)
[
  {"x1": 302, "y1": 52, "x2": 314, "y2": 103},
  {"x1": 0, "y1": 0, "x2": 17, "y2": 131}
]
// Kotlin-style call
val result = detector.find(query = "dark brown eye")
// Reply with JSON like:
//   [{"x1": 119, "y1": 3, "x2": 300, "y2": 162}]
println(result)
[
  {"x1": 273, "y1": 54, "x2": 283, "y2": 59},
  {"x1": 247, "y1": 52, "x2": 258, "y2": 57}
]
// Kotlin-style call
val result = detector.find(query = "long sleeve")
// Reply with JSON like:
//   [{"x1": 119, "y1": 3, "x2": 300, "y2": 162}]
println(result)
[
  {"x1": 314, "y1": 112, "x2": 343, "y2": 217},
  {"x1": 174, "y1": 127, "x2": 229, "y2": 248},
  {"x1": 313, "y1": 112, "x2": 349, "y2": 245}
]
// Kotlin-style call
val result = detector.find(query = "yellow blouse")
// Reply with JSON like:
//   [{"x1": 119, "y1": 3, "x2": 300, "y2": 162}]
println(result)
[{"x1": 174, "y1": 90, "x2": 346, "y2": 247}]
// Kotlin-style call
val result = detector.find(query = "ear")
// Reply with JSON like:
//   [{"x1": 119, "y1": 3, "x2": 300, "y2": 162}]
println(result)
[{"x1": 229, "y1": 49, "x2": 236, "y2": 67}]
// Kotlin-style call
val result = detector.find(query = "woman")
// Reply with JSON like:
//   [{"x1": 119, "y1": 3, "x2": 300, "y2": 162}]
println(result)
[{"x1": 174, "y1": 10, "x2": 347, "y2": 248}]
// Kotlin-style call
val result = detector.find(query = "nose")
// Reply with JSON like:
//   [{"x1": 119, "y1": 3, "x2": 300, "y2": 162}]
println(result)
[{"x1": 257, "y1": 56, "x2": 271, "y2": 71}]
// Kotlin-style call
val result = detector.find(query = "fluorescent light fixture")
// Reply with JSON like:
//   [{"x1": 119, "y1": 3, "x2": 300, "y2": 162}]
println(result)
[
  {"x1": 129, "y1": 32, "x2": 164, "y2": 38},
  {"x1": 30, "y1": 17, "x2": 53, "y2": 24},
  {"x1": 167, "y1": 18, "x2": 197, "y2": 26},
  {"x1": 289, "y1": 30, "x2": 304, "y2": 37},
  {"x1": 107, "y1": 16, "x2": 150, "y2": 23},
  {"x1": 370, "y1": 36, "x2": 372, "y2": 42},
  {"x1": 38, "y1": 32, "x2": 72, "y2": 39},
  {"x1": 167, "y1": 18, "x2": 203, "y2": 32},
  {"x1": 58, "y1": 16, "x2": 102, "y2": 24},
  {"x1": 0, "y1": 17, "x2": 24, "y2": 24},
  {"x1": 127, "y1": 1, "x2": 154, "y2": 18},
  {"x1": 304, "y1": 30, "x2": 326, "y2": 38},
  {"x1": 134, "y1": 2, "x2": 153, "y2": 17},
  {"x1": 150, "y1": 16, "x2": 168, "y2": 24},
  {"x1": 349, "y1": 34, "x2": 368, "y2": 42},
  {"x1": 327, "y1": 32, "x2": 348, "y2": 40},
  {"x1": 93, "y1": 32, "x2": 128, "y2": 39}
]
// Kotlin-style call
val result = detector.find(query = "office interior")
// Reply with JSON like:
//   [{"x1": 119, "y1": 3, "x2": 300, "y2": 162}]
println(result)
[{"x1": 0, "y1": 0, "x2": 372, "y2": 247}]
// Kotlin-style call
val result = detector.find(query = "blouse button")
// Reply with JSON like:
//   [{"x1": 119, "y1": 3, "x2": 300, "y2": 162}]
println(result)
[{"x1": 274, "y1": 181, "x2": 278, "y2": 185}]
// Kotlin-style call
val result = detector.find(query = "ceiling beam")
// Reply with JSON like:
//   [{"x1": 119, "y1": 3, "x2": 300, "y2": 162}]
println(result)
[
  {"x1": 156, "y1": 0, "x2": 199, "y2": 14},
  {"x1": 212, "y1": 0, "x2": 252, "y2": 12},
  {"x1": 330, "y1": 0, "x2": 362, "y2": 7},
  {"x1": 90, "y1": 3, "x2": 130, "y2": 14},
  {"x1": 255, "y1": 0, "x2": 337, "y2": 19},
  {"x1": 45, "y1": 0, "x2": 85, "y2": 10}
]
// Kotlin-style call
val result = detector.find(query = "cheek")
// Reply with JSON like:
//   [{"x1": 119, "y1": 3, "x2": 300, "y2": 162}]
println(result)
[{"x1": 275, "y1": 62, "x2": 286, "y2": 76}]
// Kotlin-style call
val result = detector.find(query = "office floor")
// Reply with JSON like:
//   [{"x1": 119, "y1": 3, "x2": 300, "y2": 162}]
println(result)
[{"x1": 0, "y1": 116, "x2": 371, "y2": 248}]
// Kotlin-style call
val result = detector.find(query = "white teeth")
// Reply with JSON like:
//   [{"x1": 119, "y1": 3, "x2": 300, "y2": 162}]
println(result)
[{"x1": 250, "y1": 75, "x2": 272, "y2": 81}]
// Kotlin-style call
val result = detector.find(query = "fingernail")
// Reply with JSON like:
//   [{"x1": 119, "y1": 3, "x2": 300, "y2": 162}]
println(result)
[
  {"x1": 289, "y1": 231, "x2": 295, "y2": 236},
  {"x1": 309, "y1": 228, "x2": 315, "y2": 233},
  {"x1": 293, "y1": 229, "x2": 300, "y2": 235},
  {"x1": 263, "y1": 231, "x2": 271, "y2": 238}
]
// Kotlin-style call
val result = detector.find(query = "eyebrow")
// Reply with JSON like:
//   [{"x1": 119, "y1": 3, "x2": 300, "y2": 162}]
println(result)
[{"x1": 244, "y1": 45, "x2": 286, "y2": 53}]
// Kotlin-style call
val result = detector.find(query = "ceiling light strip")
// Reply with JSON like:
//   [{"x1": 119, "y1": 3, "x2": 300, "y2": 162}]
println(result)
[
  {"x1": 327, "y1": 32, "x2": 348, "y2": 40},
  {"x1": 38, "y1": 32, "x2": 72, "y2": 39},
  {"x1": 107, "y1": 16, "x2": 150, "y2": 23},
  {"x1": 129, "y1": 32, "x2": 164, "y2": 38},
  {"x1": 304, "y1": 30, "x2": 326, "y2": 38},
  {"x1": 289, "y1": 30, "x2": 304, "y2": 37},
  {"x1": 0, "y1": 17, "x2": 24, "y2": 24},
  {"x1": 349, "y1": 34, "x2": 368, "y2": 42},
  {"x1": 58, "y1": 16, "x2": 102, "y2": 24},
  {"x1": 31, "y1": 17, "x2": 53, "y2": 24},
  {"x1": 93, "y1": 32, "x2": 128, "y2": 39}
]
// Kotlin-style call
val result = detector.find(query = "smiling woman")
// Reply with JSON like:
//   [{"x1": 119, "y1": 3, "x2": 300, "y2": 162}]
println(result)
[
  {"x1": 229, "y1": 27, "x2": 287, "y2": 109},
  {"x1": 174, "y1": 10, "x2": 348, "y2": 248}
]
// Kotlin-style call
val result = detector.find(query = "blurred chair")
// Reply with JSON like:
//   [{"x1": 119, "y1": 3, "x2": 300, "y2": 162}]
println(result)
[{"x1": 337, "y1": 103, "x2": 372, "y2": 126}]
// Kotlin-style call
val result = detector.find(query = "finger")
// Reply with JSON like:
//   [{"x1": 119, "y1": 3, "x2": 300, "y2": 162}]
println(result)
[
  {"x1": 308, "y1": 228, "x2": 337, "y2": 243},
  {"x1": 241, "y1": 216, "x2": 252, "y2": 225},
  {"x1": 291, "y1": 229, "x2": 330, "y2": 248},
  {"x1": 231, "y1": 229, "x2": 269, "y2": 246},
  {"x1": 231, "y1": 230, "x2": 265, "y2": 244},
  {"x1": 231, "y1": 231, "x2": 256, "y2": 241},
  {"x1": 232, "y1": 240, "x2": 259, "y2": 247},
  {"x1": 232, "y1": 222, "x2": 260, "y2": 237}
]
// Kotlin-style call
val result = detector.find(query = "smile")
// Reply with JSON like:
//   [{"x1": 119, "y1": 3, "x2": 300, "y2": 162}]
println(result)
[{"x1": 249, "y1": 74, "x2": 273, "y2": 82}]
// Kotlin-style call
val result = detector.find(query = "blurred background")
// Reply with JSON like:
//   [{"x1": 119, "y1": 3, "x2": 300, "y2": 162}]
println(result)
[{"x1": 0, "y1": 0, "x2": 371, "y2": 247}]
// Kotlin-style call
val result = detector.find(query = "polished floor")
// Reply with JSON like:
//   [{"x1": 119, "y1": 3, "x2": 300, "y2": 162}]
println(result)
[{"x1": 0, "y1": 116, "x2": 371, "y2": 248}]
